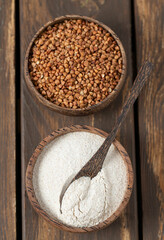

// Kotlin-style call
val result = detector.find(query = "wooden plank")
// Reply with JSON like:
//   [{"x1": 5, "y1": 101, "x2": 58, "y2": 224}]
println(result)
[
  {"x1": 0, "y1": 0, "x2": 16, "y2": 239},
  {"x1": 20, "y1": 0, "x2": 138, "y2": 239},
  {"x1": 134, "y1": 0, "x2": 164, "y2": 239}
]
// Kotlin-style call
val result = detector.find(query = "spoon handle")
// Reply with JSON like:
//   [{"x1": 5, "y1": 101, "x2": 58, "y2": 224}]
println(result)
[
  {"x1": 74, "y1": 60, "x2": 153, "y2": 180},
  {"x1": 103, "y1": 60, "x2": 153, "y2": 152}
]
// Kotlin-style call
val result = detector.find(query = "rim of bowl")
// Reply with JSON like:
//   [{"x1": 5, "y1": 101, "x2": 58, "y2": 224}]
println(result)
[
  {"x1": 24, "y1": 15, "x2": 127, "y2": 116},
  {"x1": 26, "y1": 125, "x2": 133, "y2": 233}
]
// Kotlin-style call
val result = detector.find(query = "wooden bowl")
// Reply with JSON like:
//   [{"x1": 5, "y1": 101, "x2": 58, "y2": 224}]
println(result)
[
  {"x1": 24, "y1": 15, "x2": 127, "y2": 116},
  {"x1": 26, "y1": 125, "x2": 133, "y2": 233}
]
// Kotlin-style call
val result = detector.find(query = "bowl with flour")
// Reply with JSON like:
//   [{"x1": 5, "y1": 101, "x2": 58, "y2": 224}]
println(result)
[{"x1": 26, "y1": 125, "x2": 133, "y2": 233}]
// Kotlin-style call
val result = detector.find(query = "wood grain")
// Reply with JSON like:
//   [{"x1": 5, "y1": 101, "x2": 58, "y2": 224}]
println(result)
[
  {"x1": 0, "y1": 0, "x2": 16, "y2": 239},
  {"x1": 134, "y1": 0, "x2": 164, "y2": 239},
  {"x1": 20, "y1": 0, "x2": 138, "y2": 239}
]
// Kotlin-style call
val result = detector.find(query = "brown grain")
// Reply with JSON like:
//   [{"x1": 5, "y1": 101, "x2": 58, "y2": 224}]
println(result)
[{"x1": 29, "y1": 19, "x2": 123, "y2": 109}]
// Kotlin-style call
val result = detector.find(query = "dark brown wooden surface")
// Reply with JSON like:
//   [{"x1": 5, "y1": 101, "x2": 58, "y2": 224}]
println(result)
[
  {"x1": 0, "y1": 0, "x2": 163, "y2": 239},
  {"x1": 0, "y1": 0, "x2": 16, "y2": 239},
  {"x1": 20, "y1": 0, "x2": 138, "y2": 239},
  {"x1": 134, "y1": 0, "x2": 164, "y2": 239}
]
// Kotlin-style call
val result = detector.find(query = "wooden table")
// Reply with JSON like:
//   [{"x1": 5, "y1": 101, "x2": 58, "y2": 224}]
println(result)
[{"x1": 0, "y1": 0, "x2": 163, "y2": 239}]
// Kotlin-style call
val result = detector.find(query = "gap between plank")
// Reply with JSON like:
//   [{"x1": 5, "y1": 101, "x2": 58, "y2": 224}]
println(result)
[
  {"x1": 130, "y1": 0, "x2": 143, "y2": 239},
  {"x1": 15, "y1": 0, "x2": 22, "y2": 239}
]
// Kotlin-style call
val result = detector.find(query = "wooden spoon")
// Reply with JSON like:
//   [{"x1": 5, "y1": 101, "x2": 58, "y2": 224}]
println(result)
[{"x1": 60, "y1": 60, "x2": 153, "y2": 212}]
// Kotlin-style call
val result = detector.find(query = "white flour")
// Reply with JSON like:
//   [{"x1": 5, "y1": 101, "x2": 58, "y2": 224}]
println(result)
[{"x1": 33, "y1": 132, "x2": 127, "y2": 227}]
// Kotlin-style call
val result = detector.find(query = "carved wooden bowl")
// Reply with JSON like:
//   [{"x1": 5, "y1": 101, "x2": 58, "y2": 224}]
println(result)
[
  {"x1": 24, "y1": 15, "x2": 127, "y2": 116},
  {"x1": 26, "y1": 125, "x2": 133, "y2": 233}
]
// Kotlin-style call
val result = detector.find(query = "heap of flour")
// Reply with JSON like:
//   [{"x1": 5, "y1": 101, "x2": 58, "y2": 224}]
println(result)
[{"x1": 33, "y1": 132, "x2": 127, "y2": 227}]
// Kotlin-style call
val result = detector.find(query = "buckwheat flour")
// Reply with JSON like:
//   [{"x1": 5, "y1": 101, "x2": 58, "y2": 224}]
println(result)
[{"x1": 33, "y1": 132, "x2": 127, "y2": 227}]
